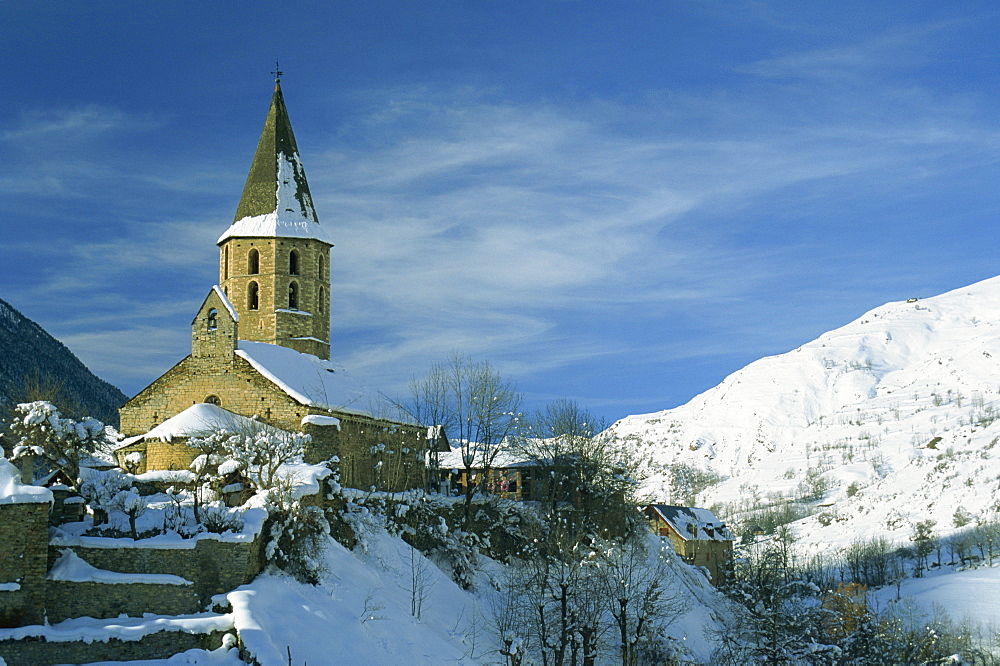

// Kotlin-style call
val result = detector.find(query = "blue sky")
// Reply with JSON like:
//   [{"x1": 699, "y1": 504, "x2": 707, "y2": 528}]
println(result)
[{"x1": 3, "y1": 1, "x2": 1000, "y2": 424}]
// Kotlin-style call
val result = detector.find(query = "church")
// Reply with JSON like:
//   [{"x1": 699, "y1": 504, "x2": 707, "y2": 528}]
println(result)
[{"x1": 117, "y1": 78, "x2": 445, "y2": 492}]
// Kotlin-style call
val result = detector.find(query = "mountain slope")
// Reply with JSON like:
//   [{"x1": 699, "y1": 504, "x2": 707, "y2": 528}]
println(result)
[
  {"x1": 613, "y1": 276, "x2": 1000, "y2": 554},
  {"x1": 0, "y1": 297, "x2": 126, "y2": 426}
]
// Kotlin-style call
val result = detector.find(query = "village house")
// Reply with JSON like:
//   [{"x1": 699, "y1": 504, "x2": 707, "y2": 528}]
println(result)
[
  {"x1": 117, "y1": 78, "x2": 447, "y2": 492},
  {"x1": 643, "y1": 504, "x2": 734, "y2": 585},
  {"x1": 437, "y1": 446, "x2": 545, "y2": 501}
]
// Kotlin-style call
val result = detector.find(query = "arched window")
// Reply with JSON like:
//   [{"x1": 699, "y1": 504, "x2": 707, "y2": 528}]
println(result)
[
  {"x1": 248, "y1": 248, "x2": 259, "y2": 275},
  {"x1": 288, "y1": 281, "x2": 299, "y2": 309},
  {"x1": 319, "y1": 287, "x2": 325, "y2": 314},
  {"x1": 223, "y1": 246, "x2": 229, "y2": 280},
  {"x1": 207, "y1": 308, "x2": 218, "y2": 330},
  {"x1": 204, "y1": 395, "x2": 221, "y2": 406},
  {"x1": 289, "y1": 249, "x2": 300, "y2": 275},
  {"x1": 248, "y1": 281, "x2": 259, "y2": 310},
  {"x1": 318, "y1": 254, "x2": 325, "y2": 282}
]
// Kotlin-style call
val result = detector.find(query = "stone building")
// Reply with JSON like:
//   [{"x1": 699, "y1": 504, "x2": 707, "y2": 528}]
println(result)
[
  {"x1": 642, "y1": 504, "x2": 734, "y2": 585},
  {"x1": 119, "y1": 79, "x2": 445, "y2": 491}
]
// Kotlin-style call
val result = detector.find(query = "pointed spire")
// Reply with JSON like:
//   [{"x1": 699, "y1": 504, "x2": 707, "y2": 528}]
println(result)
[{"x1": 219, "y1": 80, "x2": 331, "y2": 245}]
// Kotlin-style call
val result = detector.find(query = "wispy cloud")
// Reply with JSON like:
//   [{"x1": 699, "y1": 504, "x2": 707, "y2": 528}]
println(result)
[
  {"x1": 1, "y1": 104, "x2": 158, "y2": 142},
  {"x1": 6, "y1": 18, "x2": 1000, "y2": 418}
]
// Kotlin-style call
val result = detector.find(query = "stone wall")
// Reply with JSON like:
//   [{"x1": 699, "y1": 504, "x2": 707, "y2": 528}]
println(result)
[
  {"x1": 119, "y1": 354, "x2": 307, "y2": 437},
  {"x1": 54, "y1": 535, "x2": 264, "y2": 606},
  {"x1": 45, "y1": 580, "x2": 200, "y2": 623},
  {"x1": 0, "y1": 503, "x2": 49, "y2": 627},
  {"x1": 0, "y1": 629, "x2": 227, "y2": 665}
]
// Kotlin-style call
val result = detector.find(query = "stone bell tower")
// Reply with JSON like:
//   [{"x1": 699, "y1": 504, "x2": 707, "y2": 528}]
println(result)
[{"x1": 217, "y1": 76, "x2": 333, "y2": 360}]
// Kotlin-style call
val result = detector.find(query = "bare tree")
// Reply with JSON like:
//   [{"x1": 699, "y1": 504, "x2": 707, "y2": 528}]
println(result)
[
  {"x1": 406, "y1": 352, "x2": 522, "y2": 525},
  {"x1": 598, "y1": 538, "x2": 689, "y2": 666},
  {"x1": 515, "y1": 398, "x2": 641, "y2": 537}
]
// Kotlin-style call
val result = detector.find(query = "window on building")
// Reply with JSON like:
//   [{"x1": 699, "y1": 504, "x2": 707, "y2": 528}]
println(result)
[
  {"x1": 223, "y1": 246, "x2": 229, "y2": 279},
  {"x1": 288, "y1": 281, "x2": 299, "y2": 309},
  {"x1": 319, "y1": 287, "x2": 325, "y2": 314},
  {"x1": 318, "y1": 254, "x2": 325, "y2": 282},
  {"x1": 204, "y1": 395, "x2": 221, "y2": 406},
  {"x1": 207, "y1": 308, "x2": 218, "y2": 330},
  {"x1": 248, "y1": 248, "x2": 259, "y2": 275},
  {"x1": 248, "y1": 281, "x2": 259, "y2": 310},
  {"x1": 289, "y1": 249, "x2": 300, "y2": 275}
]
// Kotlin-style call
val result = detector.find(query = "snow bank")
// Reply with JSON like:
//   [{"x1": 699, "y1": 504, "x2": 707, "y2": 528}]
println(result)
[
  {"x1": 0, "y1": 613, "x2": 233, "y2": 643},
  {"x1": 49, "y1": 549, "x2": 192, "y2": 585},
  {"x1": 301, "y1": 414, "x2": 340, "y2": 429},
  {"x1": 0, "y1": 458, "x2": 51, "y2": 504}
]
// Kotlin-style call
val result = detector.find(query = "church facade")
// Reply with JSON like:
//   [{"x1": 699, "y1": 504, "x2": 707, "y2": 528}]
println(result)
[{"x1": 118, "y1": 80, "x2": 444, "y2": 492}]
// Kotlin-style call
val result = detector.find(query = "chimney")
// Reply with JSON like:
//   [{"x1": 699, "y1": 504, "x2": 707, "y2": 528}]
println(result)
[{"x1": 20, "y1": 452, "x2": 35, "y2": 485}]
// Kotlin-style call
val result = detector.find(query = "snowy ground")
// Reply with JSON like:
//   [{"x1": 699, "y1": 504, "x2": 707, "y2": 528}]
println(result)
[{"x1": 871, "y1": 564, "x2": 1000, "y2": 631}]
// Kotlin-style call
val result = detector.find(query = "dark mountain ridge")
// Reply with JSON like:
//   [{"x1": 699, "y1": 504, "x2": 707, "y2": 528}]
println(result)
[{"x1": 0, "y1": 297, "x2": 126, "y2": 427}]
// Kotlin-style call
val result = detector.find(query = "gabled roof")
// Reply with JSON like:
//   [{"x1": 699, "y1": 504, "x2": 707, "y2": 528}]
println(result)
[
  {"x1": 218, "y1": 82, "x2": 332, "y2": 245},
  {"x1": 646, "y1": 504, "x2": 733, "y2": 542},
  {"x1": 235, "y1": 340, "x2": 368, "y2": 414},
  {"x1": 192, "y1": 286, "x2": 239, "y2": 325}
]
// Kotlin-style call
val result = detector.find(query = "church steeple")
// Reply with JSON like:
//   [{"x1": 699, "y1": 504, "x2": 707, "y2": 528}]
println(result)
[
  {"x1": 217, "y1": 80, "x2": 333, "y2": 360},
  {"x1": 219, "y1": 81, "x2": 329, "y2": 243}
]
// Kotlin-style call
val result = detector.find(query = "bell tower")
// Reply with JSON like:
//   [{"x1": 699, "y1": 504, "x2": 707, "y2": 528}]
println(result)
[{"x1": 218, "y1": 75, "x2": 333, "y2": 360}]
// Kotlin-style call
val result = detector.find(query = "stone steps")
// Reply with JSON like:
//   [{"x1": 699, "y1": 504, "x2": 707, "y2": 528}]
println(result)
[{"x1": 0, "y1": 611, "x2": 235, "y2": 664}]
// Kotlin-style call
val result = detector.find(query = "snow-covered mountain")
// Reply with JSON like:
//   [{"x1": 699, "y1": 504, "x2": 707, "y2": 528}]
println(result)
[
  {"x1": 612, "y1": 275, "x2": 1000, "y2": 555},
  {"x1": 0, "y1": 297, "x2": 126, "y2": 426}
]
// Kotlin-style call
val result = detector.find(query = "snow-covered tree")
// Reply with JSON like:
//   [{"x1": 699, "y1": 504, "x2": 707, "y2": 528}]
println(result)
[
  {"x1": 598, "y1": 538, "x2": 689, "y2": 666},
  {"x1": 110, "y1": 486, "x2": 147, "y2": 540},
  {"x1": 186, "y1": 429, "x2": 235, "y2": 523},
  {"x1": 7, "y1": 400, "x2": 107, "y2": 489},
  {"x1": 218, "y1": 426, "x2": 309, "y2": 491}
]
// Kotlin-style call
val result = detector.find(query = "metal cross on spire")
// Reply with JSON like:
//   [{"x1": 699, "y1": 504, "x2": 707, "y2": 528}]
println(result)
[{"x1": 271, "y1": 59, "x2": 283, "y2": 83}]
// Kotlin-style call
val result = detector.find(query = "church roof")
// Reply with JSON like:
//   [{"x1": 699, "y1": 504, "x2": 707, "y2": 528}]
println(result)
[
  {"x1": 235, "y1": 340, "x2": 369, "y2": 415},
  {"x1": 218, "y1": 82, "x2": 333, "y2": 245}
]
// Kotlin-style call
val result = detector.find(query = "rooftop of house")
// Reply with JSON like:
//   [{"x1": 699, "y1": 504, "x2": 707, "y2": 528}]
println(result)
[{"x1": 646, "y1": 504, "x2": 734, "y2": 542}]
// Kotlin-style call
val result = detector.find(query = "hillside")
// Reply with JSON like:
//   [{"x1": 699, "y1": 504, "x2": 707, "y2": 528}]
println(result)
[
  {"x1": 612, "y1": 275, "x2": 1000, "y2": 556},
  {"x1": 0, "y1": 297, "x2": 126, "y2": 427}
]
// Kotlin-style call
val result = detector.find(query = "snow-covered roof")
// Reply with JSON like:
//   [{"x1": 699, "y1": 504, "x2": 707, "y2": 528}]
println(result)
[
  {"x1": 438, "y1": 445, "x2": 537, "y2": 470},
  {"x1": 211, "y1": 285, "x2": 239, "y2": 322},
  {"x1": 119, "y1": 403, "x2": 286, "y2": 446},
  {"x1": 217, "y1": 83, "x2": 332, "y2": 245},
  {"x1": 236, "y1": 341, "x2": 369, "y2": 414},
  {"x1": 301, "y1": 414, "x2": 341, "y2": 428},
  {"x1": 0, "y1": 457, "x2": 53, "y2": 504},
  {"x1": 647, "y1": 505, "x2": 733, "y2": 542}
]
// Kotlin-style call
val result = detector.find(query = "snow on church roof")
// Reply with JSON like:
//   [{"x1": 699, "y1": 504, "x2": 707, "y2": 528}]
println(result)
[
  {"x1": 236, "y1": 340, "x2": 369, "y2": 415},
  {"x1": 211, "y1": 285, "x2": 239, "y2": 322},
  {"x1": 119, "y1": 403, "x2": 285, "y2": 446}
]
